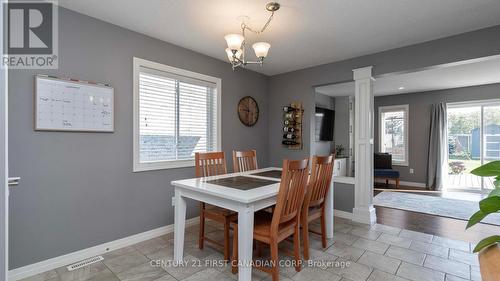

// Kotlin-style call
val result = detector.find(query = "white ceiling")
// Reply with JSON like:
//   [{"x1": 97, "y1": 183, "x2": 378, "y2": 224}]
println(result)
[
  {"x1": 315, "y1": 56, "x2": 500, "y2": 97},
  {"x1": 58, "y1": 0, "x2": 500, "y2": 76}
]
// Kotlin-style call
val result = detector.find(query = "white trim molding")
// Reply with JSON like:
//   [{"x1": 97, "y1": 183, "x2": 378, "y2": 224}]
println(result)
[
  {"x1": 8, "y1": 217, "x2": 200, "y2": 281},
  {"x1": 353, "y1": 66, "x2": 377, "y2": 225},
  {"x1": 334, "y1": 209, "x2": 353, "y2": 220},
  {"x1": 374, "y1": 179, "x2": 426, "y2": 188},
  {"x1": 333, "y1": 176, "x2": 355, "y2": 185}
]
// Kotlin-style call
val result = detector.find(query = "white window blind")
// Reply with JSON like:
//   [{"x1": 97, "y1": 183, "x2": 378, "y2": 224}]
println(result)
[{"x1": 133, "y1": 58, "x2": 220, "y2": 171}]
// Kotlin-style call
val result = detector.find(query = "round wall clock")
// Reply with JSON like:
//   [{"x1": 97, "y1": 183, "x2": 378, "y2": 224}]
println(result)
[{"x1": 237, "y1": 96, "x2": 259, "y2": 127}]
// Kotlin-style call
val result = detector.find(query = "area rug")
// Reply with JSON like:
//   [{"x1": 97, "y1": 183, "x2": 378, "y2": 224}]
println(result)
[{"x1": 373, "y1": 191, "x2": 500, "y2": 226}]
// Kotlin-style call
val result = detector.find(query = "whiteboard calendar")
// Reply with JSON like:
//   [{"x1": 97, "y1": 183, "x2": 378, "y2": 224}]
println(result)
[{"x1": 35, "y1": 75, "x2": 114, "y2": 132}]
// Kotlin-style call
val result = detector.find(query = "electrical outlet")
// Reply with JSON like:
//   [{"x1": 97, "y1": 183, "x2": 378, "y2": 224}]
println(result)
[
  {"x1": 409, "y1": 168, "x2": 414, "y2": 174},
  {"x1": 172, "y1": 197, "x2": 175, "y2": 206}
]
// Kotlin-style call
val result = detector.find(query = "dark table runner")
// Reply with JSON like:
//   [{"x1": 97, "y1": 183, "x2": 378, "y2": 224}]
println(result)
[
  {"x1": 248, "y1": 170, "x2": 282, "y2": 179},
  {"x1": 205, "y1": 176, "x2": 278, "y2": 190}
]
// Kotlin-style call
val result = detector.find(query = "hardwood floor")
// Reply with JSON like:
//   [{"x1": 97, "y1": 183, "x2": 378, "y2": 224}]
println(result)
[
  {"x1": 375, "y1": 206, "x2": 500, "y2": 245},
  {"x1": 374, "y1": 189, "x2": 500, "y2": 245}
]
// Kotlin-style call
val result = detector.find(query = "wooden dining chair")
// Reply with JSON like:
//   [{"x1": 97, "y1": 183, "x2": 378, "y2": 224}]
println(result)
[
  {"x1": 301, "y1": 154, "x2": 334, "y2": 260},
  {"x1": 232, "y1": 150, "x2": 258, "y2": 172},
  {"x1": 231, "y1": 158, "x2": 310, "y2": 281},
  {"x1": 195, "y1": 152, "x2": 236, "y2": 261}
]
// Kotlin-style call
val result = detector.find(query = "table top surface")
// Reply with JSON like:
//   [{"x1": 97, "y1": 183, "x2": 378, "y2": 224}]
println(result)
[{"x1": 171, "y1": 167, "x2": 282, "y2": 203}]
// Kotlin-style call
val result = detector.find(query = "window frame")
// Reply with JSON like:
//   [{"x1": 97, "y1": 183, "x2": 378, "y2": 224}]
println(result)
[
  {"x1": 133, "y1": 57, "x2": 222, "y2": 172},
  {"x1": 378, "y1": 104, "x2": 409, "y2": 166}
]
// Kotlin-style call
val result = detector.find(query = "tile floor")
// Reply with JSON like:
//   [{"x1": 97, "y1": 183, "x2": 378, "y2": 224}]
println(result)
[{"x1": 21, "y1": 217, "x2": 481, "y2": 281}]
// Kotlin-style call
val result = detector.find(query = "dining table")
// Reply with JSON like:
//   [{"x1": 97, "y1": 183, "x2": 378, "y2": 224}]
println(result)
[{"x1": 171, "y1": 167, "x2": 334, "y2": 281}]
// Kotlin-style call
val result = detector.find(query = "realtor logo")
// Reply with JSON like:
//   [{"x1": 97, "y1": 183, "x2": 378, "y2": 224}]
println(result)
[{"x1": 3, "y1": 0, "x2": 58, "y2": 69}]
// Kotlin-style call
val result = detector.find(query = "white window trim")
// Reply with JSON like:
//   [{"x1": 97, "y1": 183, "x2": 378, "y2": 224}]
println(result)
[
  {"x1": 378, "y1": 104, "x2": 409, "y2": 166},
  {"x1": 132, "y1": 57, "x2": 222, "y2": 172}
]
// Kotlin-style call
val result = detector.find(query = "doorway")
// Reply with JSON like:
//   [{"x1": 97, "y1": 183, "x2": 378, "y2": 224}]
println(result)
[{"x1": 447, "y1": 100, "x2": 500, "y2": 191}]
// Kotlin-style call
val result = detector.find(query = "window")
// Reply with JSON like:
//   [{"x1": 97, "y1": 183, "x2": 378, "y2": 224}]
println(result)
[
  {"x1": 379, "y1": 105, "x2": 409, "y2": 166},
  {"x1": 133, "y1": 58, "x2": 221, "y2": 171}
]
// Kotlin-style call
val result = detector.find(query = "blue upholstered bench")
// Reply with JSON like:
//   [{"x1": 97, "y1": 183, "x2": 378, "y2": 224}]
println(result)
[
  {"x1": 374, "y1": 153, "x2": 400, "y2": 188},
  {"x1": 374, "y1": 169, "x2": 400, "y2": 188}
]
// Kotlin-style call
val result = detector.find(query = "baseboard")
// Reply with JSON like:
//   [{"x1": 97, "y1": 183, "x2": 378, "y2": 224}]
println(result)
[
  {"x1": 374, "y1": 178, "x2": 426, "y2": 188},
  {"x1": 8, "y1": 217, "x2": 200, "y2": 281},
  {"x1": 334, "y1": 209, "x2": 353, "y2": 220}
]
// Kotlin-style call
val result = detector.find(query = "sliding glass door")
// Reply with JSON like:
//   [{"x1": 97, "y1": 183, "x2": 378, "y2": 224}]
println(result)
[
  {"x1": 447, "y1": 101, "x2": 500, "y2": 191},
  {"x1": 483, "y1": 104, "x2": 500, "y2": 189}
]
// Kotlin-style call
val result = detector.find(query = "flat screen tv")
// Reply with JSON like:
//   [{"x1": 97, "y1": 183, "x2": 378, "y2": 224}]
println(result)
[{"x1": 315, "y1": 107, "x2": 335, "y2": 141}]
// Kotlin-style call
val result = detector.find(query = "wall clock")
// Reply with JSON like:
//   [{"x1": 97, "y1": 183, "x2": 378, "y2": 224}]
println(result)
[{"x1": 237, "y1": 96, "x2": 259, "y2": 127}]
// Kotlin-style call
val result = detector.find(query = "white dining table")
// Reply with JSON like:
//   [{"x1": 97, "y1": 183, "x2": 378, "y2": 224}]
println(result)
[{"x1": 171, "y1": 167, "x2": 334, "y2": 281}]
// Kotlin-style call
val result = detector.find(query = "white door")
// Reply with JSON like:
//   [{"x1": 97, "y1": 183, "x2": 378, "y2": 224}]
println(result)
[{"x1": 1, "y1": 0, "x2": 9, "y2": 278}]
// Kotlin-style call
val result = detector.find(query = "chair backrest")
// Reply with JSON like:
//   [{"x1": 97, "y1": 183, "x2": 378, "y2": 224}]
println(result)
[
  {"x1": 272, "y1": 158, "x2": 309, "y2": 229},
  {"x1": 195, "y1": 152, "x2": 227, "y2": 177},
  {"x1": 232, "y1": 150, "x2": 258, "y2": 172},
  {"x1": 374, "y1": 153, "x2": 392, "y2": 169},
  {"x1": 304, "y1": 155, "x2": 335, "y2": 209}
]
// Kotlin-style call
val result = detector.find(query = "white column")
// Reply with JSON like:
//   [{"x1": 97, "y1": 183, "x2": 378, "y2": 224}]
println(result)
[{"x1": 352, "y1": 66, "x2": 376, "y2": 225}]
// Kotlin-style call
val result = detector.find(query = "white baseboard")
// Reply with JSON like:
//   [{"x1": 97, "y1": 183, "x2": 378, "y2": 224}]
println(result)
[
  {"x1": 374, "y1": 178, "x2": 426, "y2": 188},
  {"x1": 334, "y1": 209, "x2": 353, "y2": 220},
  {"x1": 9, "y1": 217, "x2": 200, "y2": 281},
  {"x1": 399, "y1": 181, "x2": 426, "y2": 188}
]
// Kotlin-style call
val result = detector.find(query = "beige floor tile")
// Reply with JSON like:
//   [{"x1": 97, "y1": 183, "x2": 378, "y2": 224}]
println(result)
[
  {"x1": 423, "y1": 255, "x2": 470, "y2": 279},
  {"x1": 399, "y1": 229, "x2": 433, "y2": 243},
  {"x1": 448, "y1": 249, "x2": 479, "y2": 267},
  {"x1": 56, "y1": 262, "x2": 110, "y2": 281},
  {"x1": 326, "y1": 241, "x2": 365, "y2": 261},
  {"x1": 376, "y1": 233, "x2": 412, "y2": 248},
  {"x1": 326, "y1": 259, "x2": 373, "y2": 281},
  {"x1": 349, "y1": 227, "x2": 382, "y2": 240},
  {"x1": 409, "y1": 240, "x2": 449, "y2": 258},
  {"x1": 352, "y1": 238, "x2": 390, "y2": 254},
  {"x1": 431, "y1": 236, "x2": 470, "y2": 252},
  {"x1": 291, "y1": 267, "x2": 341, "y2": 281},
  {"x1": 385, "y1": 245, "x2": 426, "y2": 265},
  {"x1": 103, "y1": 250, "x2": 149, "y2": 274},
  {"x1": 115, "y1": 262, "x2": 168, "y2": 281},
  {"x1": 358, "y1": 251, "x2": 401, "y2": 274},
  {"x1": 397, "y1": 262, "x2": 445, "y2": 281},
  {"x1": 19, "y1": 270, "x2": 59, "y2": 281}
]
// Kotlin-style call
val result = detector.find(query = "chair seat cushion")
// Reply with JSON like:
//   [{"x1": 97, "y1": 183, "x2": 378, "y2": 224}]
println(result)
[
  {"x1": 374, "y1": 169, "x2": 400, "y2": 178},
  {"x1": 251, "y1": 211, "x2": 295, "y2": 238}
]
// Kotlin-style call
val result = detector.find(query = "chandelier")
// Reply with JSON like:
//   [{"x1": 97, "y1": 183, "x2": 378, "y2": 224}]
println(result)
[{"x1": 224, "y1": 2, "x2": 280, "y2": 70}]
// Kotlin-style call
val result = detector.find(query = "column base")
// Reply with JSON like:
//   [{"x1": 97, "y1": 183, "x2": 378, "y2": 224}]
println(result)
[{"x1": 352, "y1": 205, "x2": 376, "y2": 225}]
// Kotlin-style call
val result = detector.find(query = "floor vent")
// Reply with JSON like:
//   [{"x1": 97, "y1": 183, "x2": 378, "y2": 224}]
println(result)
[{"x1": 66, "y1": 256, "x2": 104, "y2": 271}]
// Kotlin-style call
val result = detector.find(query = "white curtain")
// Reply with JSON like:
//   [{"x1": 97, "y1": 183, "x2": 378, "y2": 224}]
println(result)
[{"x1": 426, "y1": 103, "x2": 448, "y2": 190}]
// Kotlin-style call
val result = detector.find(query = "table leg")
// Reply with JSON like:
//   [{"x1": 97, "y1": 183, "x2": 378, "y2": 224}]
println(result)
[
  {"x1": 238, "y1": 206, "x2": 255, "y2": 281},
  {"x1": 325, "y1": 182, "x2": 334, "y2": 238},
  {"x1": 174, "y1": 189, "x2": 187, "y2": 261}
]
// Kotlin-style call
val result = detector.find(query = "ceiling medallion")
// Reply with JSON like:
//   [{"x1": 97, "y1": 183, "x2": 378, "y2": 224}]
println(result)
[{"x1": 224, "y1": 2, "x2": 280, "y2": 70}]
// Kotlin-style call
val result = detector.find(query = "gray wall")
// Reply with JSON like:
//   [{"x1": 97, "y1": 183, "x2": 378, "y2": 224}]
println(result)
[
  {"x1": 333, "y1": 96, "x2": 350, "y2": 157},
  {"x1": 314, "y1": 93, "x2": 335, "y2": 155},
  {"x1": 333, "y1": 183, "x2": 354, "y2": 213},
  {"x1": 267, "y1": 25, "x2": 500, "y2": 166},
  {"x1": 8, "y1": 8, "x2": 269, "y2": 269},
  {"x1": 374, "y1": 83, "x2": 500, "y2": 184},
  {"x1": 1, "y1": 0, "x2": 8, "y2": 278}
]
